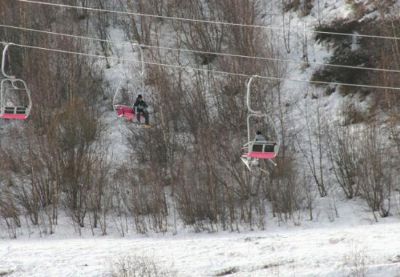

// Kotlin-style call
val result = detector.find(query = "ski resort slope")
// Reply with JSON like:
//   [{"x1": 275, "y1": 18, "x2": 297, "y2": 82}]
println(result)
[{"x1": 1, "y1": 222, "x2": 400, "y2": 277}]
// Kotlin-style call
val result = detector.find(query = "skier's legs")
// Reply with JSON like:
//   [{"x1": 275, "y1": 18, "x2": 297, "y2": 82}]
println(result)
[{"x1": 143, "y1": 110, "x2": 149, "y2": 125}]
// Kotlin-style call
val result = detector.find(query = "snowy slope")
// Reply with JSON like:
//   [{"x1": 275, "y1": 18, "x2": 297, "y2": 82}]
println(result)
[{"x1": 2, "y1": 221, "x2": 400, "y2": 276}]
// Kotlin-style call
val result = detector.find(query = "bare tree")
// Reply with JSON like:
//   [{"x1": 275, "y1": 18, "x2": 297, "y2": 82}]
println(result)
[
  {"x1": 358, "y1": 124, "x2": 393, "y2": 220},
  {"x1": 50, "y1": 98, "x2": 104, "y2": 228},
  {"x1": 326, "y1": 124, "x2": 361, "y2": 199},
  {"x1": 297, "y1": 99, "x2": 328, "y2": 197},
  {"x1": 0, "y1": 188, "x2": 21, "y2": 238},
  {"x1": 171, "y1": 0, "x2": 226, "y2": 65}
]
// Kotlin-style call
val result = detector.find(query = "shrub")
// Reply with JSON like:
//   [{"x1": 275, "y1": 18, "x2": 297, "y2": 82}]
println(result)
[
  {"x1": 343, "y1": 243, "x2": 369, "y2": 277},
  {"x1": 110, "y1": 256, "x2": 172, "y2": 277},
  {"x1": 340, "y1": 98, "x2": 369, "y2": 125}
]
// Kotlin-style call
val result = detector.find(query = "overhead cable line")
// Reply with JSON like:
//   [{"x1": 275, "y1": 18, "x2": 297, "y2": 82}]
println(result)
[
  {"x1": 17, "y1": 0, "x2": 400, "y2": 41},
  {"x1": 1, "y1": 40, "x2": 400, "y2": 91},
  {"x1": 1, "y1": 24, "x2": 400, "y2": 74}
]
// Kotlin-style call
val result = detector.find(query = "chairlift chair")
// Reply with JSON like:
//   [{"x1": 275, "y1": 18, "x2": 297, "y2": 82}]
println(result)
[
  {"x1": 0, "y1": 43, "x2": 32, "y2": 120},
  {"x1": 113, "y1": 43, "x2": 145, "y2": 122},
  {"x1": 241, "y1": 75, "x2": 280, "y2": 171},
  {"x1": 113, "y1": 81, "x2": 136, "y2": 121}
]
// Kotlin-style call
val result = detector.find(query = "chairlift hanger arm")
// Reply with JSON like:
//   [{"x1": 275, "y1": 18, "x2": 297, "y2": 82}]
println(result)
[
  {"x1": 131, "y1": 43, "x2": 145, "y2": 76},
  {"x1": 112, "y1": 80, "x2": 124, "y2": 112},
  {"x1": 246, "y1": 75, "x2": 262, "y2": 114},
  {"x1": 131, "y1": 43, "x2": 145, "y2": 93},
  {"x1": 1, "y1": 43, "x2": 15, "y2": 79}
]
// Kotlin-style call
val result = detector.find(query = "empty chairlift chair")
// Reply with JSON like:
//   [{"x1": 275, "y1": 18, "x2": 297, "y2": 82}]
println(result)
[
  {"x1": 0, "y1": 43, "x2": 32, "y2": 120},
  {"x1": 0, "y1": 79, "x2": 32, "y2": 120}
]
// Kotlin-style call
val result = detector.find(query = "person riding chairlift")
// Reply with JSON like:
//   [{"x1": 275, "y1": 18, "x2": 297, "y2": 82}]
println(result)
[
  {"x1": 133, "y1": 94, "x2": 150, "y2": 125},
  {"x1": 255, "y1": 130, "x2": 266, "y2": 142}
]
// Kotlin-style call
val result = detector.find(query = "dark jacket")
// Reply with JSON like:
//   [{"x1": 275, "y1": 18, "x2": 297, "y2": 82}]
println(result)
[{"x1": 134, "y1": 98, "x2": 148, "y2": 112}]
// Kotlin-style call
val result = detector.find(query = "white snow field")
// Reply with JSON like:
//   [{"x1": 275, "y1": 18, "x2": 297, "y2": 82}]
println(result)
[{"x1": 1, "y1": 222, "x2": 400, "y2": 277}]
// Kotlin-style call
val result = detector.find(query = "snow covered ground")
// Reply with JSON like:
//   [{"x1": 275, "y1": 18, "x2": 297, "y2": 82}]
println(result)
[
  {"x1": 1, "y1": 221, "x2": 400, "y2": 277},
  {"x1": 1, "y1": 200, "x2": 400, "y2": 277}
]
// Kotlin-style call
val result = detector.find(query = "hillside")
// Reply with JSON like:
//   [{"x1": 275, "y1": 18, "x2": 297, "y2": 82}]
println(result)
[{"x1": 0, "y1": 0, "x2": 400, "y2": 275}]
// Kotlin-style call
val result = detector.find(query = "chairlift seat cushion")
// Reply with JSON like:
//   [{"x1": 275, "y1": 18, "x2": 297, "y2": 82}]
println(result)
[
  {"x1": 244, "y1": 152, "x2": 277, "y2": 159},
  {"x1": 0, "y1": 113, "x2": 28, "y2": 120},
  {"x1": 115, "y1": 105, "x2": 135, "y2": 121}
]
